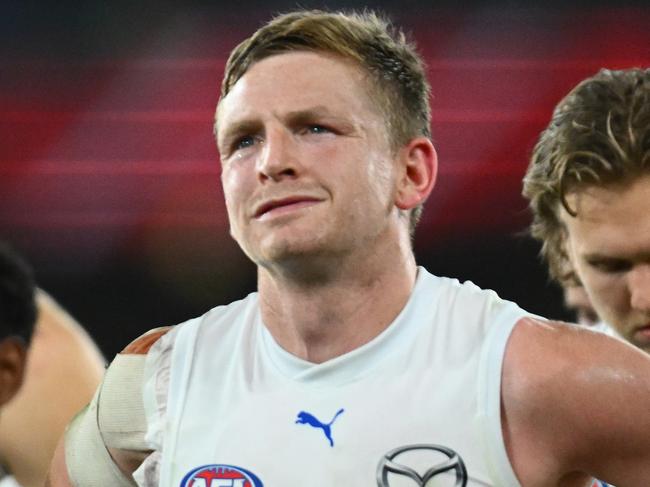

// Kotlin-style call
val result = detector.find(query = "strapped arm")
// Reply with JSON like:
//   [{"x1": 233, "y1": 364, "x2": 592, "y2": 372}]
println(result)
[{"x1": 45, "y1": 327, "x2": 172, "y2": 487}]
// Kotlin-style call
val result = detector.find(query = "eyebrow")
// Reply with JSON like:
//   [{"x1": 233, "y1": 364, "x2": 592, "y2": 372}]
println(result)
[
  {"x1": 217, "y1": 119, "x2": 262, "y2": 153},
  {"x1": 285, "y1": 105, "x2": 339, "y2": 119},
  {"x1": 218, "y1": 105, "x2": 354, "y2": 151},
  {"x1": 284, "y1": 106, "x2": 355, "y2": 129}
]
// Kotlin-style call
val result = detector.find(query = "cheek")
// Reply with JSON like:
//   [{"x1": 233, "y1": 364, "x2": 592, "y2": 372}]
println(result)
[
  {"x1": 355, "y1": 147, "x2": 394, "y2": 193},
  {"x1": 582, "y1": 272, "x2": 627, "y2": 311},
  {"x1": 221, "y1": 167, "x2": 248, "y2": 213},
  {"x1": 221, "y1": 174, "x2": 246, "y2": 241}
]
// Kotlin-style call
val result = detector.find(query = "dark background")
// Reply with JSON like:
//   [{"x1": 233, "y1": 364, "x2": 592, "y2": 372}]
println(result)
[{"x1": 1, "y1": 0, "x2": 649, "y2": 359}]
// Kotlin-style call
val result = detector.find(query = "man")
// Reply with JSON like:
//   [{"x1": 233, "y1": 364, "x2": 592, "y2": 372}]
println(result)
[
  {"x1": 524, "y1": 68, "x2": 650, "y2": 352},
  {"x1": 0, "y1": 290, "x2": 105, "y2": 487},
  {"x1": 48, "y1": 11, "x2": 650, "y2": 487},
  {"x1": 0, "y1": 243, "x2": 105, "y2": 487},
  {"x1": 0, "y1": 243, "x2": 37, "y2": 487}
]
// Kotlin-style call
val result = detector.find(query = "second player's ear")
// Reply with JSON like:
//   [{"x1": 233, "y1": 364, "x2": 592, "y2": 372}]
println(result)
[
  {"x1": 394, "y1": 137, "x2": 437, "y2": 211},
  {"x1": 0, "y1": 337, "x2": 27, "y2": 407}
]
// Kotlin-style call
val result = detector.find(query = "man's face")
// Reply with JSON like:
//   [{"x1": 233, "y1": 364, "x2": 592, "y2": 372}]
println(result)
[
  {"x1": 561, "y1": 174, "x2": 650, "y2": 352},
  {"x1": 216, "y1": 51, "x2": 400, "y2": 268}
]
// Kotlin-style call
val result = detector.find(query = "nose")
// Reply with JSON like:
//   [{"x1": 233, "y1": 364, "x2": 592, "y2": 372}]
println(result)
[
  {"x1": 629, "y1": 263, "x2": 650, "y2": 312},
  {"x1": 256, "y1": 128, "x2": 299, "y2": 182}
]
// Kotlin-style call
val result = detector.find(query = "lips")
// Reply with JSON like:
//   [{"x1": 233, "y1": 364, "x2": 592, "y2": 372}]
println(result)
[
  {"x1": 631, "y1": 322, "x2": 650, "y2": 344},
  {"x1": 634, "y1": 323, "x2": 650, "y2": 335},
  {"x1": 253, "y1": 195, "x2": 322, "y2": 219}
]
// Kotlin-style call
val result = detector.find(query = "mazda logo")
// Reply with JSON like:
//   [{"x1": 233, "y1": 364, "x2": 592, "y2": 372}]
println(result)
[{"x1": 376, "y1": 444, "x2": 468, "y2": 487}]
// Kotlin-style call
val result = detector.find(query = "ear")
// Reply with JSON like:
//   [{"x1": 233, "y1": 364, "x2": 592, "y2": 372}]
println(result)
[
  {"x1": 394, "y1": 137, "x2": 438, "y2": 211},
  {"x1": 0, "y1": 337, "x2": 27, "y2": 406}
]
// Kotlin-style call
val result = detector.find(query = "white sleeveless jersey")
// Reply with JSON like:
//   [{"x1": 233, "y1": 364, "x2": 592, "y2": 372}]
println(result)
[
  {"x1": 135, "y1": 268, "x2": 532, "y2": 487},
  {"x1": 0, "y1": 477, "x2": 20, "y2": 487}
]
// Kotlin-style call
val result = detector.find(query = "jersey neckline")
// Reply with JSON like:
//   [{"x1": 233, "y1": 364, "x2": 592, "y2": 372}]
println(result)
[{"x1": 257, "y1": 267, "x2": 442, "y2": 385}]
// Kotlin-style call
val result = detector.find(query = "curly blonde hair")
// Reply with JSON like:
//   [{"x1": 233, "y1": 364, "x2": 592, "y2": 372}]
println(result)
[{"x1": 523, "y1": 68, "x2": 650, "y2": 284}]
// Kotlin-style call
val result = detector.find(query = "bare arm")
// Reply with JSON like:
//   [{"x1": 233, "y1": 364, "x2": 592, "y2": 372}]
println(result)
[
  {"x1": 44, "y1": 326, "x2": 171, "y2": 486},
  {"x1": 502, "y1": 317, "x2": 650, "y2": 486}
]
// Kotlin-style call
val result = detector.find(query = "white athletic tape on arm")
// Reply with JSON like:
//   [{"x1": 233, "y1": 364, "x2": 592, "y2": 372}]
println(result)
[
  {"x1": 65, "y1": 354, "x2": 148, "y2": 486},
  {"x1": 98, "y1": 354, "x2": 148, "y2": 450},
  {"x1": 64, "y1": 389, "x2": 137, "y2": 487}
]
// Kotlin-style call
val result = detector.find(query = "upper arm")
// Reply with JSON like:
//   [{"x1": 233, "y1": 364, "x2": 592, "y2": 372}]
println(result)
[
  {"x1": 502, "y1": 317, "x2": 650, "y2": 486},
  {"x1": 44, "y1": 437, "x2": 150, "y2": 487},
  {"x1": 45, "y1": 326, "x2": 172, "y2": 485}
]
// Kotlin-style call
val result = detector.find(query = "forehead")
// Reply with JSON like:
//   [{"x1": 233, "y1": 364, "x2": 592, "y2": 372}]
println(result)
[
  {"x1": 561, "y1": 174, "x2": 650, "y2": 255},
  {"x1": 216, "y1": 51, "x2": 380, "y2": 133}
]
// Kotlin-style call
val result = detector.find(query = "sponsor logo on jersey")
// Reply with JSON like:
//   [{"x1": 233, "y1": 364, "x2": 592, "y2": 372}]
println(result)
[
  {"x1": 179, "y1": 464, "x2": 264, "y2": 487},
  {"x1": 377, "y1": 444, "x2": 469, "y2": 487},
  {"x1": 295, "y1": 408, "x2": 345, "y2": 447}
]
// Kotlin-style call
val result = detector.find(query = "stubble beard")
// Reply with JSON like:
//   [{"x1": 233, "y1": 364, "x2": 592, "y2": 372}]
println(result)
[{"x1": 254, "y1": 233, "x2": 354, "y2": 288}]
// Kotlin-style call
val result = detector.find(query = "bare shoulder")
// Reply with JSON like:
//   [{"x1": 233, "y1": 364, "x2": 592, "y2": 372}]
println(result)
[
  {"x1": 35, "y1": 290, "x2": 104, "y2": 359},
  {"x1": 122, "y1": 326, "x2": 174, "y2": 354},
  {"x1": 502, "y1": 317, "x2": 650, "y2": 485},
  {"x1": 30, "y1": 290, "x2": 106, "y2": 399}
]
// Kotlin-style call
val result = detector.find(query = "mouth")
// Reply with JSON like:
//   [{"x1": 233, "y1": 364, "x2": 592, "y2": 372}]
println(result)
[
  {"x1": 631, "y1": 322, "x2": 650, "y2": 344},
  {"x1": 253, "y1": 196, "x2": 322, "y2": 219}
]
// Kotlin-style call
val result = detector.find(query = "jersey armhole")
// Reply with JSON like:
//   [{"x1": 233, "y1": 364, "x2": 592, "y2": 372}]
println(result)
[{"x1": 476, "y1": 308, "x2": 532, "y2": 487}]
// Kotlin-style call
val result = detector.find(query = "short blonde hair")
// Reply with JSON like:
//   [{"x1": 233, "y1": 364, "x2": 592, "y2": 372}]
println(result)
[{"x1": 217, "y1": 9, "x2": 432, "y2": 235}]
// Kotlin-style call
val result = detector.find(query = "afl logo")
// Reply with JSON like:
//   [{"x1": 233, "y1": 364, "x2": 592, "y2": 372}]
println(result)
[{"x1": 180, "y1": 464, "x2": 264, "y2": 487}]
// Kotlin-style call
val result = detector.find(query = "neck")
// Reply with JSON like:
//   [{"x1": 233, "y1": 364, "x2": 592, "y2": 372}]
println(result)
[{"x1": 257, "y1": 228, "x2": 417, "y2": 363}]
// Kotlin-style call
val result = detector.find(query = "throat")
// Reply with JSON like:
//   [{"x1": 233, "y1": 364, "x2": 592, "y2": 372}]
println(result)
[{"x1": 258, "y1": 264, "x2": 416, "y2": 363}]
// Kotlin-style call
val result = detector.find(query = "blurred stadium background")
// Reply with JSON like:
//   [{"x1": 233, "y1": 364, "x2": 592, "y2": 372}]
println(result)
[{"x1": 1, "y1": 0, "x2": 649, "y2": 358}]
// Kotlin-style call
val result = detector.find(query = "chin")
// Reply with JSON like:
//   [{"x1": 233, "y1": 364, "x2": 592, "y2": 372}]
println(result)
[
  {"x1": 263, "y1": 229, "x2": 331, "y2": 255},
  {"x1": 270, "y1": 245, "x2": 326, "y2": 264},
  {"x1": 254, "y1": 239, "x2": 319, "y2": 264},
  {"x1": 259, "y1": 240, "x2": 353, "y2": 277}
]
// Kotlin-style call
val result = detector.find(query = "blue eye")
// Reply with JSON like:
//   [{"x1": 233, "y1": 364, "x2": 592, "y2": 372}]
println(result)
[
  {"x1": 307, "y1": 125, "x2": 329, "y2": 134},
  {"x1": 235, "y1": 135, "x2": 256, "y2": 150}
]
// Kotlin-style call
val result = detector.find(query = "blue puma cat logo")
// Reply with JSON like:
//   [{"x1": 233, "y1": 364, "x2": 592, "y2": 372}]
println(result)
[{"x1": 295, "y1": 408, "x2": 345, "y2": 447}]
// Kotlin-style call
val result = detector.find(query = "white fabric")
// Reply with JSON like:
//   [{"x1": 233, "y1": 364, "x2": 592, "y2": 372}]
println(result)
[
  {"x1": 98, "y1": 353, "x2": 148, "y2": 450},
  {"x1": 0, "y1": 476, "x2": 20, "y2": 487},
  {"x1": 134, "y1": 267, "x2": 531, "y2": 487},
  {"x1": 65, "y1": 387, "x2": 137, "y2": 487}
]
